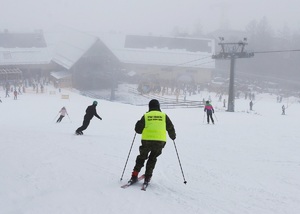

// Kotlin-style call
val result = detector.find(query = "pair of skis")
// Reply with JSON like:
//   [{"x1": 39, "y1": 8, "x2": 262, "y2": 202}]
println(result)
[{"x1": 121, "y1": 174, "x2": 149, "y2": 191}]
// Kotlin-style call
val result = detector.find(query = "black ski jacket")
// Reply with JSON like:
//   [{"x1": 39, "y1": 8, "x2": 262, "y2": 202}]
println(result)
[{"x1": 84, "y1": 104, "x2": 101, "y2": 120}]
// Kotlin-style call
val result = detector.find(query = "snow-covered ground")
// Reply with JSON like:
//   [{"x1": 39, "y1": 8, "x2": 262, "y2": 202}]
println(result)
[{"x1": 1, "y1": 85, "x2": 300, "y2": 214}]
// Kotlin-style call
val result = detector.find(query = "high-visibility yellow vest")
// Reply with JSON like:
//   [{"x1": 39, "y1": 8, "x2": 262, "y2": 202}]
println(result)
[{"x1": 142, "y1": 111, "x2": 166, "y2": 141}]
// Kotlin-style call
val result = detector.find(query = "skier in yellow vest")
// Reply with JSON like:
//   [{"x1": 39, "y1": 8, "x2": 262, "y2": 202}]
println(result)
[{"x1": 129, "y1": 99, "x2": 176, "y2": 186}]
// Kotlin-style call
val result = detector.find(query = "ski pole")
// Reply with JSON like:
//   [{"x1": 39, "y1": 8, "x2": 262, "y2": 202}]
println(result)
[
  {"x1": 53, "y1": 113, "x2": 59, "y2": 122},
  {"x1": 213, "y1": 113, "x2": 218, "y2": 122},
  {"x1": 120, "y1": 133, "x2": 137, "y2": 181},
  {"x1": 67, "y1": 114, "x2": 72, "y2": 123},
  {"x1": 172, "y1": 140, "x2": 187, "y2": 184}
]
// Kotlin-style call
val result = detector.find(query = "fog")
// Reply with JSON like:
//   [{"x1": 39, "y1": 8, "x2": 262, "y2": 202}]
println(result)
[
  {"x1": 1, "y1": 0, "x2": 300, "y2": 35},
  {"x1": 2, "y1": 0, "x2": 300, "y2": 94}
]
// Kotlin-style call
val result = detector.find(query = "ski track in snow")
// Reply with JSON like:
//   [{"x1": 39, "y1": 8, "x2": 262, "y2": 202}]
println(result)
[{"x1": 1, "y1": 85, "x2": 300, "y2": 214}]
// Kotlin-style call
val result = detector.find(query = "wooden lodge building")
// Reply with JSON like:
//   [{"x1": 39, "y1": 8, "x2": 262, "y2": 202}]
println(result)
[{"x1": 0, "y1": 28, "x2": 215, "y2": 90}]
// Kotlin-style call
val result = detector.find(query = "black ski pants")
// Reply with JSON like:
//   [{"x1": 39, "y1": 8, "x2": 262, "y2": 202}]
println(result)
[
  {"x1": 134, "y1": 140, "x2": 166, "y2": 177},
  {"x1": 76, "y1": 117, "x2": 91, "y2": 132},
  {"x1": 206, "y1": 112, "x2": 214, "y2": 123},
  {"x1": 56, "y1": 115, "x2": 65, "y2": 123}
]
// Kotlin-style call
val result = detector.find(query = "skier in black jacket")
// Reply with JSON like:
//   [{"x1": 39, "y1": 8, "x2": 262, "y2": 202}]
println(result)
[{"x1": 76, "y1": 101, "x2": 102, "y2": 135}]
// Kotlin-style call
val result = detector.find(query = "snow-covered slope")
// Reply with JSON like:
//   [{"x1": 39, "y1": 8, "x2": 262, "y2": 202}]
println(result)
[{"x1": 1, "y1": 87, "x2": 300, "y2": 214}]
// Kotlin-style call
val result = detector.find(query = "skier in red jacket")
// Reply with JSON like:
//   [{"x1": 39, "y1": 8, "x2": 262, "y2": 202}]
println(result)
[{"x1": 204, "y1": 100, "x2": 214, "y2": 124}]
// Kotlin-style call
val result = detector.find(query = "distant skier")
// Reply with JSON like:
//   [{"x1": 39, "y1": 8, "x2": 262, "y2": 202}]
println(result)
[
  {"x1": 282, "y1": 105, "x2": 286, "y2": 115},
  {"x1": 5, "y1": 89, "x2": 9, "y2": 97},
  {"x1": 5, "y1": 83, "x2": 10, "y2": 97},
  {"x1": 129, "y1": 99, "x2": 176, "y2": 186},
  {"x1": 204, "y1": 100, "x2": 214, "y2": 124},
  {"x1": 250, "y1": 100, "x2": 253, "y2": 111},
  {"x1": 13, "y1": 90, "x2": 18, "y2": 100},
  {"x1": 75, "y1": 101, "x2": 102, "y2": 135},
  {"x1": 56, "y1": 107, "x2": 68, "y2": 123}
]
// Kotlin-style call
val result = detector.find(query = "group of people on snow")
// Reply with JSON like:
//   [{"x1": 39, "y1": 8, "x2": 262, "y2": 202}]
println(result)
[
  {"x1": 54, "y1": 96, "x2": 284, "y2": 187},
  {"x1": 53, "y1": 93, "x2": 288, "y2": 187},
  {"x1": 58, "y1": 98, "x2": 216, "y2": 186},
  {"x1": 57, "y1": 99, "x2": 176, "y2": 186}
]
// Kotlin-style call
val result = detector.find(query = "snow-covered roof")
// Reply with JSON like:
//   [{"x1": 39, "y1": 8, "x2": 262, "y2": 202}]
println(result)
[
  {"x1": 50, "y1": 29, "x2": 98, "y2": 70},
  {"x1": 0, "y1": 31, "x2": 51, "y2": 66},
  {"x1": 0, "y1": 31, "x2": 47, "y2": 48},
  {"x1": 98, "y1": 33, "x2": 215, "y2": 69},
  {"x1": 50, "y1": 71, "x2": 71, "y2": 79},
  {"x1": 0, "y1": 48, "x2": 51, "y2": 65}
]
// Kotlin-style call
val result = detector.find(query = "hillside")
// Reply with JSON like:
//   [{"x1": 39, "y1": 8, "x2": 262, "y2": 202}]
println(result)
[{"x1": 1, "y1": 86, "x2": 300, "y2": 214}]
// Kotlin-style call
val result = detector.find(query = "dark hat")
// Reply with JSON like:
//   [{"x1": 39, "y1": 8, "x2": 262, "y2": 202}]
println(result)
[{"x1": 149, "y1": 99, "x2": 160, "y2": 110}]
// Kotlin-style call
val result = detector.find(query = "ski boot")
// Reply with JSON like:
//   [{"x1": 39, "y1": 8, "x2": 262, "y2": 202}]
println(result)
[
  {"x1": 75, "y1": 131, "x2": 83, "y2": 135},
  {"x1": 128, "y1": 171, "x2": 139, "y2": 184},
  {"x1": 143, "y1": 175, "x2": 151, "y2": 185},
  {"x1": 141, "y1": 175, "x2": 152, "y2": 190}
]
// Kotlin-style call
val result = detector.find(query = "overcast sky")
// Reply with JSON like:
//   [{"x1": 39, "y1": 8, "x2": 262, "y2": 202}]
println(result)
[{"x1": 1, "y1": 0, "x2": 300, "y2": 35}]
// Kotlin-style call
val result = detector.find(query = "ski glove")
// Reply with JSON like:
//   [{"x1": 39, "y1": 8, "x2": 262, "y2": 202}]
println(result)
[{"x1": 169, "y1": 133, "x2": 176, "y2": 140}]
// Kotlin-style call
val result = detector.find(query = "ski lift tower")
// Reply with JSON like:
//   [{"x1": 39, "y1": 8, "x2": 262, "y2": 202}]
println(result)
[{"x1": 212, "y1": 37, "x2": 254, "y2": 112}]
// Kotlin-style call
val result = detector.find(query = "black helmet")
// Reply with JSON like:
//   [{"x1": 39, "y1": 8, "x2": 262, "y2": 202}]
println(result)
[
  {"x1": 93, "y1": 101, "x2": 98, "y2": 105},
  {"x1": 149, "y1": 99, "x2": 160, "y2": 110}
]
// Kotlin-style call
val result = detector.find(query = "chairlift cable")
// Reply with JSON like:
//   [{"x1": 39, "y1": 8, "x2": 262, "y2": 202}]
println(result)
[{"x1": 253, "y1": 49, "x2": 300, "y2": 54}]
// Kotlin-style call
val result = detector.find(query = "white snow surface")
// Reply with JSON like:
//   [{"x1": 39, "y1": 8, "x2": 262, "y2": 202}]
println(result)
[{"x1": 1, "y1": 86, "x2": 300, "y2": 214}]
